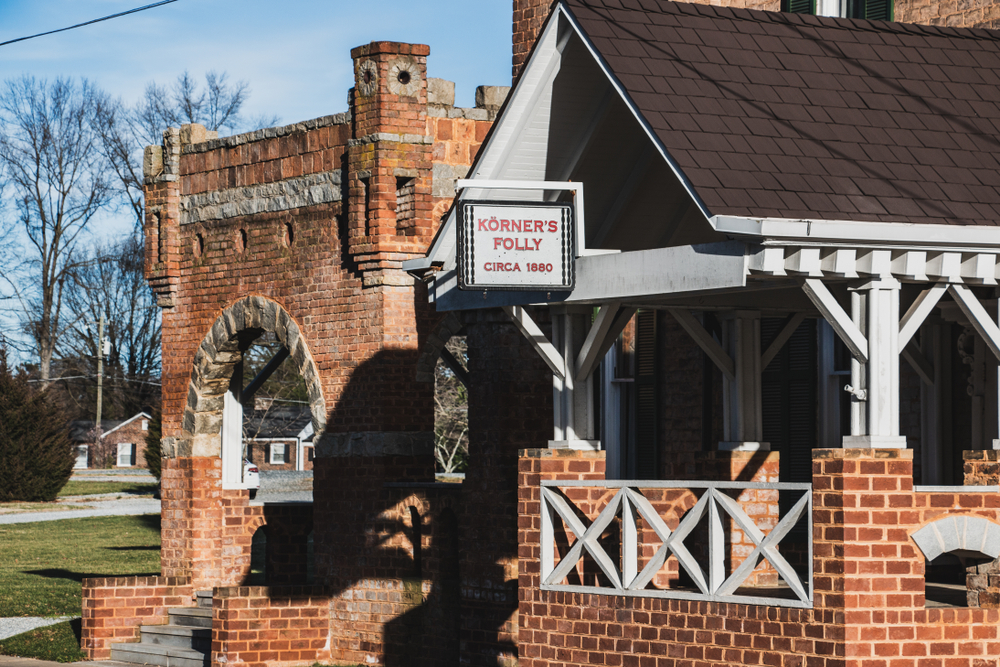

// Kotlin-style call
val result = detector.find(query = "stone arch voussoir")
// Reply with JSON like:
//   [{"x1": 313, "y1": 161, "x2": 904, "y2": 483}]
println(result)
[
  {"x1": 177, "y1": 296, "x2": 326, "y2": 457},
  {"x1": 911, "y1": 515, "x2": 1000, "y2": 561}
]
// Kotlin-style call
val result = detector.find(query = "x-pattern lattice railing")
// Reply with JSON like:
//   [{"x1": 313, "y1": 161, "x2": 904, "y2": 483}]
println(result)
[{"x1": 540, "y1": 480, "x2": 812, "y2": 608}]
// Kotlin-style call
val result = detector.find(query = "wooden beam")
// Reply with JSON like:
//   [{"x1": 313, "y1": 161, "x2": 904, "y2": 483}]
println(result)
[
  {"x1": 760, "y1": 312, "x2": 806, "y2": 371},
  {"x1": 440, "y1": 347, "x2": 470, "y2": 389},
  {"x1": 902, "y1": 341, "x2": 934, "y2": 386},
  {"x1": 898, "y1": 282, "x2": 947, "y2": 350},
  {"x1": 575, "y1": 304, "x2": 637, "y2": 382},
  {"x1": 241, "y1": 347, "x2": 290, "y2": 406},
  {"x1": 949, "y1": 284, "x2": 1000, "y2": 362},
  {"x1": 502, "y1": 305, "x2": 565, "y2": 378},
  {"x1": 800, "y1": 279, "x2": 869, "y2": 362},
  {"x1": 667, "y1": 308, "x2": 735, "y2": 381}
]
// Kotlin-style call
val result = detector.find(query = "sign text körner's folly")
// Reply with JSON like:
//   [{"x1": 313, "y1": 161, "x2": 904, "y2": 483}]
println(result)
[{"x1": 457, "y1": 201, "x2": 574, "y2": 290}]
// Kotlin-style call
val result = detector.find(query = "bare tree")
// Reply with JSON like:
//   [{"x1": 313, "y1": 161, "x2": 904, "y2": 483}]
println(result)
[
  {"x1": 98, "y1": 71, "x2": 279, "y2": 229},
  {"x1": 56, "y1": 232, "x2": 161, "y2": 419},
  {"x1": 0, "y1": 76, "x2": 114, "y2": 383},
  {"x1": 435, "y1": 338, "x2": 468, "y2": 473}
]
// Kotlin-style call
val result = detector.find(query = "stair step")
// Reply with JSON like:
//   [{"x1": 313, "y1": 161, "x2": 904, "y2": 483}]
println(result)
[
  {"x1": 110, "y1": 642, "x2": 207, "y2": 667},
  {"x1": 168, "y1": 606, "x2": 212, "y2": 628},
  {"x1": 139, "y1": 624, "x2": 211, "y2": 652},
  {"x1": 195, "y1": 591, "x2": 213, "y2": 609}
]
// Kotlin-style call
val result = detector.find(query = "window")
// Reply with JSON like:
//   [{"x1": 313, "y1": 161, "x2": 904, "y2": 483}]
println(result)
[
  {"x1": 270, "y1": 443, "x2": 289, "y2": 465},
  {"x1": 141, "y1": 420, "x2": 148, "y2": 431},
  {"x1": 116, "y1": 442, "x2": 136, "y2": 467},
  {"x1": 781, "y1": 0, "x2": 892, "y2": 21}
]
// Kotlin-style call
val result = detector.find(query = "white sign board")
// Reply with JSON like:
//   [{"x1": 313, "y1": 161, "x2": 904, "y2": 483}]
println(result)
[{"x1": 457, "y1": 201, "x2": 574, "y2": 291}]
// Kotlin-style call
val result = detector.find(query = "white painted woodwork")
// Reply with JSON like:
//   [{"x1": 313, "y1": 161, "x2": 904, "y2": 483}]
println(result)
[
  {"x1": 842, "y1": 279, "x2": 905, "y2": 448},
  {"x1": 800, "y1": 279, "x2": 869, "y2": 362},
  {"x1": 761, "y1": 313, "x2": 806, "y2": 371},
  {"x1": 667, "y1": 308, "x2": 735, "y2": 380},
  {"x1": 950, "y1": 284, "x2": 1000, "y2": 362},
  {"x1": 721, "y1": 312, "x2": 766, "y2": 449},
  {"x1": 539, "y1": 480, "x2": 813, "y2": 608},
  {"x1": 222, "y1": 390, "x2": 244, "y2": 489},
  {"x1": 898, "y1": 283, "x2": 948, "y2": 350},
  {"x1": 502, "y1": 305, "x2": 565, "y2": 378}
]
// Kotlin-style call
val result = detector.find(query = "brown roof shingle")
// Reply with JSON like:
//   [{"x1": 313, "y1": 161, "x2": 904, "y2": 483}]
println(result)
[{"x1": 563, "y1": 0, "x2": 1000, "y2": 225}]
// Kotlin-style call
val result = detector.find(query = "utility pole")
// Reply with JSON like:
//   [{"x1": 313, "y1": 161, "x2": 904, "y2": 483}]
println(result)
[{"x1": 96, "y1": 314, "x2": 104, "y2": 426}]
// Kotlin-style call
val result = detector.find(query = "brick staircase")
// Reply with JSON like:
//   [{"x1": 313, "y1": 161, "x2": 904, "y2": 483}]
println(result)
[{"x1": 109, "y1": 590, "x2": 212, "y2": 667}]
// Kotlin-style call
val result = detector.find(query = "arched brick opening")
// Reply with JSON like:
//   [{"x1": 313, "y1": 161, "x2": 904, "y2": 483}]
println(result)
[{"x1": 177, "y1": 295, "x2": 326, "y2": 456}]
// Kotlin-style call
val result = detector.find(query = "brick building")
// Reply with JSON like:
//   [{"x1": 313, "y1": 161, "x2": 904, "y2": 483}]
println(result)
[
  {"x1": 70, "y1": 412, "x2": 152, "y2": 469},
  {"x1": 81, "y1": 1, "x2": 1000, "y2": 667}
]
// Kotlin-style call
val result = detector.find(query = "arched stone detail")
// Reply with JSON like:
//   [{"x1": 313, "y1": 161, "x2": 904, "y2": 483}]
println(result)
[
  {"x1": 246, "y1": 514, "x2": 267, "y2": 535},
  {"x1": 415, "y1": 312, "x2": 463, "y2": 383},
  {"x1": 174, "y1": 295, "x2": 326, "y2": 457},
  {"x1": 911, "y1": 515, "x2": 1000, "y2": 561}
]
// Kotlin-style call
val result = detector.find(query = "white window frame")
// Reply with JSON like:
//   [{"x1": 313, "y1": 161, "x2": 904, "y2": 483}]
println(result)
[
  {"x1": 116, "y1": 442, "x2": 136, "y2": 467},
  {"x1": 270, "y1": 442, "x2": 288, "y2": 465}
]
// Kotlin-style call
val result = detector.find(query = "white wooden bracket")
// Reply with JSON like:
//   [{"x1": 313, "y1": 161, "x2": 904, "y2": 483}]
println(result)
[
  {"x1": 898, "y1": 282, "x2": 948, "y2": 350},
  {"x1": 502, "y1": 305, "x2": 566, "y2": 378},
  {"x1": 761, "y1": 313, "x2": 806, "y2": 371},
  {"x1": 800, "y1": 279, "x2": 869, "y2": 362},
  {"x1": 667, "y1": 308, "x2": 735, "y2": 381},
  {"x1": 950, "y1": 284, "x2": 1000, "y2": 362},
  {"x1": 575, "y1": 303, "x2": 638, "y2": 382}
]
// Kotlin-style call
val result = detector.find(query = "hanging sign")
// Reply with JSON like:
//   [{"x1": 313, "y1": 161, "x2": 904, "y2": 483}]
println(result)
[{"x1": 457, "y1": 200, "x2": 574, "y2": 291}]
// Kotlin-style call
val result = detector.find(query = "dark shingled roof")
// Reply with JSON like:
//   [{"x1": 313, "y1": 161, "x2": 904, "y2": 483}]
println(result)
[{"x1": 563, "y1": 0, "x2": 1000, "y2": 226}]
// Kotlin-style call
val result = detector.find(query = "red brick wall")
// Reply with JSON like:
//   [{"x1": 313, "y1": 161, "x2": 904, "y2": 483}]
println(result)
[
  {"x1": 81, "y1": 576, "x2": 195, "y2": 660},
  {"x1": 212, "y1": 586, "x2": 332, "y2": 667},
  {"x1": 519, "y1": 448, "x2": 1000, "y2": 667}
]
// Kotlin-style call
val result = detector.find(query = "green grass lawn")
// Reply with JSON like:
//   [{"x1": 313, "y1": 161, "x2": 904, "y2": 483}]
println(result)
[
  {"x1": 0, "y1": 514, "x2": 161, "y2": 662},
  {"x1": 0, "y1": 514, "x2": 161, "y2": 617},
  {"x1": 57, "y1": 481, "x2": 158, "y2": 497}
]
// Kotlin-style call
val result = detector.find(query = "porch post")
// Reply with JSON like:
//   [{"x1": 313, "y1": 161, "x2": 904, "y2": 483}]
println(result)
[
  {"x1": 844, "y1": 278, "x2": 906, "y2": 448},
  {"x1": 719, "y1": 310, "x2": 768, "y2": 451},
  {"x1": 550, "y1": 307, "x2": 599, "y2": 450}
]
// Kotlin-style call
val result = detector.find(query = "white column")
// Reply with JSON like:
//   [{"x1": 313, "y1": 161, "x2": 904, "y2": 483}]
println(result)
[
  {"x1": 719, "y1": 310, "x2": 768, "y2": 452},
  {"x1": 550, "y1": 308, "x2": 599, "y2": 450},
  {"x1": 843, "y1": 278, "x2": 906, "y2": 448}
]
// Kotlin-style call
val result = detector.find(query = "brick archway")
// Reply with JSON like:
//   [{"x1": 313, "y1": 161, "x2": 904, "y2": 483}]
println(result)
[
  {"x1": 177, "y1": 295, "x2": 325, "y2": 457},
  {"x1": 414, "y1": 312, "x2": 463, "y2": 383}
]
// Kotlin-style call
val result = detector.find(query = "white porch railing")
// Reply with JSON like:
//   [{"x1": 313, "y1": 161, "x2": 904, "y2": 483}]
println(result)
[{"x1": 540, "y1": 480, "x2": 813, "y2": 608}]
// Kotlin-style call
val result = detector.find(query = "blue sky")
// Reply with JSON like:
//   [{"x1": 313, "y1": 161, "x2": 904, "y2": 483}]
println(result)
[
  {"x1": 0, "y1": 0, "x2": 513, "y2": 130},
  {"x1": 0, "y1": 0, "x2": 514, "y2": 355}
]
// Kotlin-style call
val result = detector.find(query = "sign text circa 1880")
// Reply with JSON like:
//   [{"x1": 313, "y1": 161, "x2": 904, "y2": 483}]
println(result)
[{"x1": 457, "y1": 201, "x2": 574, "y2": 290}]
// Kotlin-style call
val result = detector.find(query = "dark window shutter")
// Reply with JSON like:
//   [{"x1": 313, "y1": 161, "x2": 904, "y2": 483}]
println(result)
[
  {"x1": 634, "y1": 310, "x2": 658, "y2": 480},
  {"x1": 761, "y1": 318, "x2": 817, "y2": 485},
  {"x1": 847, "y1": 0, "x2": 893, "y2": 20},
  {"x1": 782, "y1": 0, "x2": 816, "y2": 14},
  {"x1": 865, "y1": 0, "x2": 892, "y2": 21}
]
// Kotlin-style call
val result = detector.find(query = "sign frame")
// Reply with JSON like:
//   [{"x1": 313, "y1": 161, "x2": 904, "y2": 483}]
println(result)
[{"x1": 457, "y1": 199, "x2": 575, "y2": 291}]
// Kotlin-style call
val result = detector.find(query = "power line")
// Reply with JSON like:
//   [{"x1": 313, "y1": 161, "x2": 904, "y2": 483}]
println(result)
[{"x1": 0, "y1": 0, "x2": 181, "y2": 48}]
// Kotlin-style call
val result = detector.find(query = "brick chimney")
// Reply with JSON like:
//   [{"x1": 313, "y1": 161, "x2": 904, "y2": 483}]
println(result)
[
  {"x1": 513, "y1": 0, "x2": 553, "y2": 78},
  {"x1": 347, "y1": 41, "x2": 434, "y2": 285}
]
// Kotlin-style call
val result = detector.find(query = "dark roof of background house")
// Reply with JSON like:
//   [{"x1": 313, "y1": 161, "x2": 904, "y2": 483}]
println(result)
[
  {"x1": 69, "y1": 420, "x2": 126, "y2": 442},
  {"x1": 564, "y1": 0, "x2": 1000, "y2": 225},
  {"x1": 243, "y1": 406, "x2": 313, "y2": 441}
]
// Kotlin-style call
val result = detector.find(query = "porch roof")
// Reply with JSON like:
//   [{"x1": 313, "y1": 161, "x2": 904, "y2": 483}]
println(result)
[{"x1": 565, "y1": 0, "x2": 1000, "y2": 227}]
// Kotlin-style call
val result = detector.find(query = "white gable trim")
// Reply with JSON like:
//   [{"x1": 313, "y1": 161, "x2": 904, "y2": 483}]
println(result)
[{"x1": 100, "y1": 412, "x2": 152, "y2": 439}]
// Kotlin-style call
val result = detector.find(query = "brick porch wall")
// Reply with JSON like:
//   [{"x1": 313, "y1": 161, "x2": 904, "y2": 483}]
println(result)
[
  {"x1": 211, "y1": 586, "x2": 332, "y2": 667},
  {"x1": 519, "y1": 448, "x2": 1000, "y2": 667},
  {"x1": 81, "y1": 576, "x2": 195, "y2": 660}
]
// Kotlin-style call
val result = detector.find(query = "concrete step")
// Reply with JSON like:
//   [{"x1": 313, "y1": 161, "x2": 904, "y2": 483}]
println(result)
[
  {"x1": 168, "y1": 606, "x2": 212, "y2": 628},
  {"x1": 109, "y1": 642, "x2": 207, "y2": 667},
  {"x1": 139, "y1": 624, "x2": 211, "y2": 652},
  {"x1": 195, "y1": 591, "x2": 212, "y2": 609}
]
